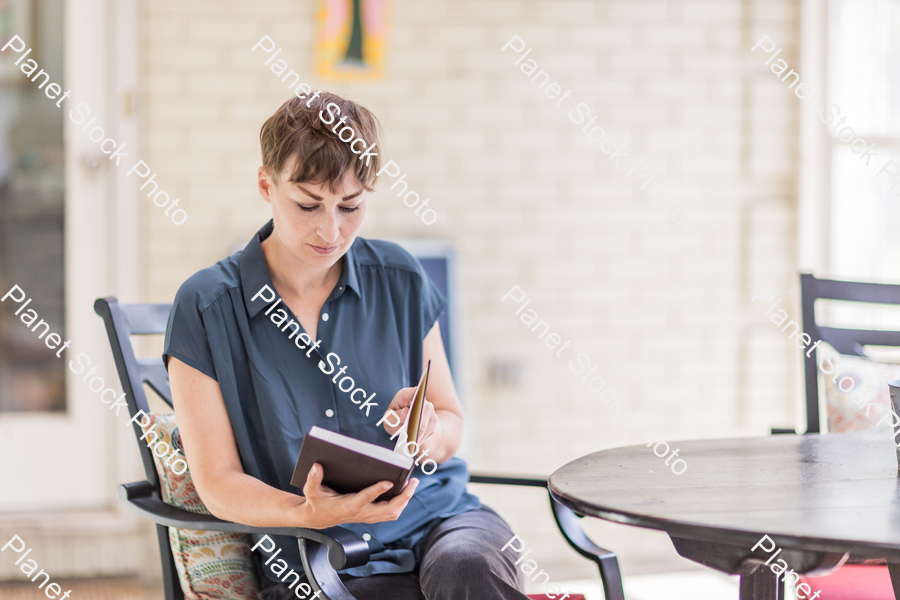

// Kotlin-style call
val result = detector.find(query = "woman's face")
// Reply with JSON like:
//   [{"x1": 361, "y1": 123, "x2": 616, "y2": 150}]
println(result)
[{"x1": 259, "y1": 165, "x2": 367, "y2": 271}]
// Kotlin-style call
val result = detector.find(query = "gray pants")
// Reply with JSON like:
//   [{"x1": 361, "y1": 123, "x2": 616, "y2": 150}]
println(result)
[{"x1": 260, "y1": 507, "x2": 529, "y2": 600}]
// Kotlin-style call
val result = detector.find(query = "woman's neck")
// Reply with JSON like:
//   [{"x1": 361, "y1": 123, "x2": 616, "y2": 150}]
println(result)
[{"x1": 260, "y1": 233, "x2": 342, "y2": 301}]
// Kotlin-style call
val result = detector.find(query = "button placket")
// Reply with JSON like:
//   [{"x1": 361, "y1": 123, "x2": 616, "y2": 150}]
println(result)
[
  {"x1": 316, "y1": 299, "x2": 337, "y2": 425},
  {"x1": 311, "y1": 300, "x2": 330, "y2": 361}
]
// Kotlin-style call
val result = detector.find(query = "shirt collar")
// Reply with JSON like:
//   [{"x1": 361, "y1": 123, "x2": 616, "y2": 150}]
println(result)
[
  {"x1": 240, "y1": 220, "x2": 361, "y2": 319},
  {"x1": 240, "y1": 220, "x2": 278, "y2": 319},
  {"x1": 333, "y1": 243, "x2": 362, "y2": 301}
]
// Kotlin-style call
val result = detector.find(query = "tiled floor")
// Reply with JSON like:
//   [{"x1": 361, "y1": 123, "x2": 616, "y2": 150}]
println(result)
[
  {"x1": 530, "y1": 570, "x2": 742, "y2": 600},
  {"x1": 625, "y1": 571, "x2": 741, "y2": 600},
  {"x1": 0, "y1": 578, "x2": 150, "y2": 600},
  {"x1": 0, "y1": 570, "x2": 747, "y2": 599}
]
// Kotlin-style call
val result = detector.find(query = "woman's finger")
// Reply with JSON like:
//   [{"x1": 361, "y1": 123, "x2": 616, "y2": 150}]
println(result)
[
  {"x1": 302, "y1": 463, "x2": 325, "y2": 498},
  {"x1": 419, "y1": 402, "x2": 437, "y2": 439},
  {"x1": 353, "y1": 480, "x2": 395, "y2": 507},
  {"x1": 394, "y1": 477, "x2": 419, "y2": 503},
  {"x1": 420, "y1": 410, "x2": 434, "y2": 442},
  {"x1": 387, "y1": 478, "x2": 419, "y2": 507},
  {"x1": 389, "y1": 387, "x2": 417, "y2": 410}
]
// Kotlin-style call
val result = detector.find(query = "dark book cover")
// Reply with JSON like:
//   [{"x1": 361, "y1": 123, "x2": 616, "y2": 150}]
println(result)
[
  {"x1": 290, "y1": 427, "x2": 414, "y2": 500},
  {"x1": 291, "y1": 361, "x2": 431, "y2": 501}
]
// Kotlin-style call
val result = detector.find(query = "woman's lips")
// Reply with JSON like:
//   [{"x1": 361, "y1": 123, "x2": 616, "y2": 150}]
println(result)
[{"x1": 310, "y1": 244, "x2": 339, "y2": 255}]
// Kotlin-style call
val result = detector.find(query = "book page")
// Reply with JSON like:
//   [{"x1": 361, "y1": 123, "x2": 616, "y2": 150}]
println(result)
[{"x1": 394, "y1": 361, "x2": 431, "y2": 453}]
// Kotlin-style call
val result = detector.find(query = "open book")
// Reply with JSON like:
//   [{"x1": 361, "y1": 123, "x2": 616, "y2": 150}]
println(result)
[{"x1": 290, "y1": 361, "x2": 432, "y2": 500}]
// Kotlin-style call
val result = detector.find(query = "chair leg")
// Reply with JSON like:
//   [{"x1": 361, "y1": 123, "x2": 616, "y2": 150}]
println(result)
[
  {"x1": 157, "y1": 525, "x2": 184, "y2": 600},
  {"x1": 548, "y1": 498, "x2": 625, "y2": 600},
  {"x1": 596, "y1": 553, "x2": 625, "y2": 600},
  {"x1": 888, "y1": 562, "x2": 900, "y2": 600},
  {"x1": 298, "y1": 538, "x2": 359, "y2": 600}
]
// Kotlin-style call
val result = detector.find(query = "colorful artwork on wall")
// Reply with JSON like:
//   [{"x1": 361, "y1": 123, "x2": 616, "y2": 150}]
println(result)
[
  {"x1": 0, "y1": 0, "x2": 31, "y2": 84},
  {"x1": 315, "y1": 0, "x2": 389, "y2": 82}
]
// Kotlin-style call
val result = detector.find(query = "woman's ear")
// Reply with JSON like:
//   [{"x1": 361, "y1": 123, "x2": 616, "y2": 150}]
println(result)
[{"x1": 258, "y1": 166, "x2": 275, "y2": 205}]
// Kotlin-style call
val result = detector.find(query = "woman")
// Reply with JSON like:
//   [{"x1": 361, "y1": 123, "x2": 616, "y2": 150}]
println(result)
[{"x1": 164, "y1": 92, "x2": 529, "y2": 600}]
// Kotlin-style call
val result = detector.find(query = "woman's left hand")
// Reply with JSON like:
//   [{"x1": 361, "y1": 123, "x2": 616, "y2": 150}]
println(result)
[{"x1": 382, "y1": 387, "x2": 441, "y2": 447}]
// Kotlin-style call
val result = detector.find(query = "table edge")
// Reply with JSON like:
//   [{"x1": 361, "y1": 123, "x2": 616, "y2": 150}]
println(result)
[{"x1": 547, "y1": 482, "x2": 900, "y2": 560}]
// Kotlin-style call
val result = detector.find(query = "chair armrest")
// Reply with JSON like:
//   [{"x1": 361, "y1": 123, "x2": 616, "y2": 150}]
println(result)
[
  {"x1": 468, "y1": 472, "x2": 547, "y2": 487},
  {"x1": 550, "y1": 499, "x2": 624, "y2": 600},
  {"x1": 467, "y1": 472, "x2": 618, "y2": 558},
  {"x1": 118, "y1": 482, "x2": 370, "y2": 570},
  {"x1": 548, "y1": 497, "x2": 616, "y2": 560},
  {"x1": 466, "y1": 474, "x2": 624, "y2": 600},
  {"x1": 771, "y1": 427, "x2": 797, "y2": 435}
]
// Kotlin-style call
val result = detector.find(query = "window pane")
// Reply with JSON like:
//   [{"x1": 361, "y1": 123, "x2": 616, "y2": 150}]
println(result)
[
  {"x1": 829, "y1": 0, "x2": 900, "y2": 136},
  {"x1": 829, "y1": 146, "x2": 900, "y2": 281},
  {"x1": 829, "y1": 0, "x2": 900, "y2": 289}
]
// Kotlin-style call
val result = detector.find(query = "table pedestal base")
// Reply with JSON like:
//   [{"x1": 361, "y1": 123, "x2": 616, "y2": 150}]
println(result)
[
  {"x1": 738, "y1": 559, "x2": 784, "y2": 600},
  {"x1": 669, "y1": 535, "x2": 848, "y2": 600},
  {"x1": 889, "y1": 562, "x2": 900, "y2": 598}
]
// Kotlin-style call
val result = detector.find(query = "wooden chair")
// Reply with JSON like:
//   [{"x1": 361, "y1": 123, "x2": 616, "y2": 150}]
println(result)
[
  {"x1": 93, "y1": 295, "x2": 625, "y2": 600},
  {"x1": 797, "y1": 273, "x2": 900, "y2": 434},
  {"x1": 778, "y1": 273, "x2": 900, "y2": 598}
]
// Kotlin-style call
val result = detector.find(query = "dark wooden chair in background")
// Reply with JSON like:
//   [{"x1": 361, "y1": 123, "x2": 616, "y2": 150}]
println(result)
[
  {"x1": 771, "y1": 273, "x2": 900, "y2": 599},
  {"x1": 798, "y1": 273, "x2": 900, "y2": 434},
  {"x1": 92, "y1": 247, "x2": 625, "y2": 600}
]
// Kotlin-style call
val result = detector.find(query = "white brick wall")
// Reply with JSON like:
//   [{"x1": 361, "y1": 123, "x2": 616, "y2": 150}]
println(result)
[{"x1": 142, "y1": 0, "x2": 801, "y2": 581}]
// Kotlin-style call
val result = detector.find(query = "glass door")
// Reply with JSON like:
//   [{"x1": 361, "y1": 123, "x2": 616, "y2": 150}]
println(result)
[
  {"x1": 0, "y1": 0, "x2": 66, "y2": 412},
  {"x1": 0, "y1": 0, "x2": 136, "y2": 511}
]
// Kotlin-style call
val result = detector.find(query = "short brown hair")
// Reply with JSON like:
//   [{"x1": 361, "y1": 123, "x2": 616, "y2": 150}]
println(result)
[{"x1": 259, "y1": 92, "x2": 382, "y2": 192}]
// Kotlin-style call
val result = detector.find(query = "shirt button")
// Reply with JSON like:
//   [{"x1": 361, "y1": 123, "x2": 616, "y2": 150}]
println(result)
[
  {"x1": 325, "y1": 409, "x2": 334, "y2": 417},
  {"x1": 322, "y1": 313, "x2": 329, "y2": 321},
  {"x1": 362, "y1": 533, "x2": 371, "y2": 541}
]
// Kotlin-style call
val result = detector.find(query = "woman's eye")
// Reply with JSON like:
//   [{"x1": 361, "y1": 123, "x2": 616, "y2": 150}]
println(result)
[
  {"x1": 340, "y1": 206, "x2": 360, "y2": 213},
  {"x1": 297, "y1": 204, "x2": 317, "y2": 212}
]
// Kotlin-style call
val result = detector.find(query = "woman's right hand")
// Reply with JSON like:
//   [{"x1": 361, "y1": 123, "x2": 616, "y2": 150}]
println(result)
[{"x1": 299, "y1": 463, "x2": 419, "y2": 528}]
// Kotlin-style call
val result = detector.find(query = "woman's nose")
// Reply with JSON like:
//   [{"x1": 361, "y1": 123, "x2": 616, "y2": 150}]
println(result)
[{"x1": 317, "y1": 209, "x2": 340, "y2": 243}]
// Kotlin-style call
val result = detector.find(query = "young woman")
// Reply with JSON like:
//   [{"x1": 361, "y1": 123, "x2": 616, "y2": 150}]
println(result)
[{"x1": 164, "y1": 92, "x2": 529, "y2": 600}]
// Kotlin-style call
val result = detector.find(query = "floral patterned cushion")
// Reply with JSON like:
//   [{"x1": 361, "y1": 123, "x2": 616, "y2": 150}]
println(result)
[
  {"x1": 146, "y1": 413, "x2": 260, "y2": 600},
  {"x1": 817, "y1": 342, "x2": 900, "y2": 433}
]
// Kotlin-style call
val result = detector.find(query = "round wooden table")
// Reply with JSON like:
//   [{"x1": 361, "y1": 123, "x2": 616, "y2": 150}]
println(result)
[{"x1": 548, "y1": 432, "x2": 900, "y2": 600}]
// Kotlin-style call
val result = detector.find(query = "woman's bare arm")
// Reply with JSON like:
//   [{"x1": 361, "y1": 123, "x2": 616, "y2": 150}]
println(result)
[{"x1": 169, "y1": 357, "x2": 417, "y2": 528}]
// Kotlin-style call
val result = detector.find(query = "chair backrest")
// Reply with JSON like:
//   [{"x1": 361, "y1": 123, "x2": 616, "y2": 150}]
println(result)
[
  {"x1": 396, "y1": 240, "x2": 463, "y2": 387},
  {"x1": 94, "y1": 298, "x2": 174, "y2": 487},
  {"x1": 93, "y1": 298, "x2": 183, "y2": 600},
  {"x1": 799, "y1": 273, "x2": 900, "y2": 433}
]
